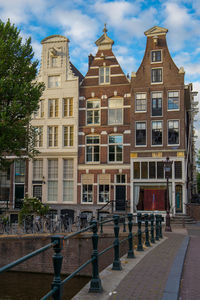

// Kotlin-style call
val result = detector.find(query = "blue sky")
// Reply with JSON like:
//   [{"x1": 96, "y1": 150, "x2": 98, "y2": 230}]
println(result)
[{"x1": 1, "y1": 0, "x2": 200, "y2": 148}]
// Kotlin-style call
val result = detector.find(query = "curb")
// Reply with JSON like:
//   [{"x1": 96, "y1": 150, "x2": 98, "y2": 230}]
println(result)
[{"x1": 162, "y1": 236, "x2": 190, "y2": 300}]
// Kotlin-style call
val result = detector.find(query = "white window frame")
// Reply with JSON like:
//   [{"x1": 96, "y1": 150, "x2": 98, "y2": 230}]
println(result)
[
  {"x1": 99, "y1": 66, "x2": 110, "y2": 84},
  {"x1": 167, "y1": 91, "x2": 180, "y2": 111},
  {"x1": 167, "y1": 120, "x2": 180, "y2": 146},
  {"x1": 151, "y1": 50, "x2": 162, "y2": 63},
  {"x1": 33, "y1": 159, "x2": 43, "y2": 180},
  {"x1": 108, "y1": 98, "x2": 123, "y2": 125},
  {"x1": 48, "y1": 75, "x2": 61, "y2": 88},
  {"x1": 86, "y1": 135, "x2": 100, "y2": 163},
  {"x1": 151, "y1": 120, "x2": 163, "y2": 146},
  {"x1": 48, "y1": 126, "x2": 58, "y2": 147},
  {"x1": 63, "y1": 126, "x2": 74, "y2": 147},
  {"x1": 135, "y1": 93, "x2": 147, "y2": 112},
  {"x1": 86, "y1": 99, "x2": 100, "y2": 125},
  {"x1": 82, "y1": 184, "x2": 93, "y2": 203},
  {"x1": 151, "y1": 67, "x2": 163, "y2": 84},
  {"x1": 63, "y1": 98, "x2": 73, "y2": 117},
  {"x1": 34, "y1": 126, "x2": 43, "y2": 148},
  {"x1": 135, "y1": 121, "x2": 147, "y2": 147},
  {"x1": 63, "y1": 159, "x2": 74, "y2": 202},
  {"x1": 48, "y1": 99, "x2": 59, "y2": 118},
  {"x1": 151, "y1": 92, "x2": 163, "y2": 117},
  {"x1": 47, "y1": 159, "x2": 58, "y2": 202},
  {"x1": 108, "y1": 134, "x2": 123, "y2": 163},
  {"x1": 98, "y1": 184, "x2": 110, "y2": 204}
]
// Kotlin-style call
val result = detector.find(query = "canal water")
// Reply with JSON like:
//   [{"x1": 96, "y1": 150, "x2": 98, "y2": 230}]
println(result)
[{"x1": 0, "y1": 271, "x2": 90, "y2": 299}]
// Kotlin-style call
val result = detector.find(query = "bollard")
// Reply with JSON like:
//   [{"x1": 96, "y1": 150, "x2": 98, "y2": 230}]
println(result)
[
  {"x1": 123, "y1": 216, "x2": 126, "y2": 232},
  {"x1": 89, "y1": 220, "x2": 102, "y2": 293},
  {"x1": 100, "y1": 216, "x2": 103, "y2": 234},
  {"x1": 159, "y1": 215, "x2": 163, "y2": 239},
  {"x1": 155, "y1": 215, "x2": 160, "y2": 241},
  {"x1": 137, "y1": 213, "x2": 144, "y2": 251},
  {"x1": 127, "y1": 214, "x2": 135, "y2": 258},
  {"x1": 112, "y1": 215, "x2": 122, "y2": 270},
  {"x1": 150, "y1": 214, "x2": 155, "y2": 244},
  {"x1": 144, "y1": 214, "x2": 151, "y2": 247},
  {"x1": 51, "y1": 235, "x2": 64, "y2": 300}
]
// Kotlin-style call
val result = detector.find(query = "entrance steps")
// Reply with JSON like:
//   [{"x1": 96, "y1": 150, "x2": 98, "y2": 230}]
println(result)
[{"x1": 171, "y1": 214, "x2": 196, "y2": 225}]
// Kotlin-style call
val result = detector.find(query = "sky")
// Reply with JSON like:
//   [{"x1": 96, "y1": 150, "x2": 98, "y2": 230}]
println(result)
[{"x1": 1, "y1": 0, "x2": 200, "y2": 149}]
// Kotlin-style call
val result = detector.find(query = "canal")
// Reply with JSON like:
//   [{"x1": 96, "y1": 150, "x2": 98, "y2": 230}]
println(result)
[{"x1": 0, "y1": 271, "x2": 90, "y2": 299}]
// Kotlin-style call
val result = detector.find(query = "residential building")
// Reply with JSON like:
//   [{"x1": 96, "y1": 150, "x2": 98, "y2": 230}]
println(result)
[
  {"x1": 78, "y1": 26, "x2": 131, "y2": 218},
  {"x1": 130, "y1": 26, "x2": 197, "y2": 215},
  {"x1": 28, "y1": 35, "x2": 83, "y2": 219}
]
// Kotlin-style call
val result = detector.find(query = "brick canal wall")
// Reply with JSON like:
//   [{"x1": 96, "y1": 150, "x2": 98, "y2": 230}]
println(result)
[{"x1": 0, "y1": 232, "x2": 129, "y2": 276}]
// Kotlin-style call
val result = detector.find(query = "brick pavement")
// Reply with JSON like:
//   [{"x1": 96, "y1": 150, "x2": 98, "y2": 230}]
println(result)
[
  {"x1": 109, "y1": 231, "x2": 185, "y2": 300},
  {"x1": 179, "y1": 224, "x2": 200, "y2": 300}
]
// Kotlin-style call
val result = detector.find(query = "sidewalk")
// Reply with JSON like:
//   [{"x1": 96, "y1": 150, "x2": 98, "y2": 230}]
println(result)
[{"x1": 73, "y1": 225, "x2": 188, "y2": 300}]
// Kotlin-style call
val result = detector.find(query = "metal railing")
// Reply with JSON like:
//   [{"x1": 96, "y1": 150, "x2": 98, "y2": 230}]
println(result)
[{"x1": 0, "y1": 213, "x2": 164, "y2": 299}]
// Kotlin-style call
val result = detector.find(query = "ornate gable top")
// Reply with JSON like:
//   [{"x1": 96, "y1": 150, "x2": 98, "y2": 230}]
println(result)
[
  {"x1": 95, "y1": 24, "x2": 114, "y2": 50},
  {"x1": 144, "y1": 26, "x2": 168, "y2": 37},
  {"x1": 41, "y1": 35, "x2": 69, "y2": 44}
]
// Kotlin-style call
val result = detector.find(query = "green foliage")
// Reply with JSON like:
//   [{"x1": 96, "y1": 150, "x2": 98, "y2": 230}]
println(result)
[
  {"x1": 197, "y1": 172, "x2": 200, "y2": 194},
  {"x1": 0, "y1": 19, "x2": 45, "y2": 169},
  {"x1": 19, "y1": 196, "x2": 49, "y2": 225}
]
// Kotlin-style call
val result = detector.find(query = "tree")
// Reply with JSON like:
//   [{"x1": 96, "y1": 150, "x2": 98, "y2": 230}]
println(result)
[
  {"x1": 0, "y1": 19, "x2": 44, "y2": 169},
  {"x1": 19, "y1": 196, "x2": 49, "y2": 225}
]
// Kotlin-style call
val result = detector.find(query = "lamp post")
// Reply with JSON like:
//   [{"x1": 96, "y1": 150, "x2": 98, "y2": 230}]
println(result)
[{"x1": 164, "y1": 157, "x2": 173, "y2": 232}]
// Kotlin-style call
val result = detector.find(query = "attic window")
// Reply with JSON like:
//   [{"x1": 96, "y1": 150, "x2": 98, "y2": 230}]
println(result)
[
  {"x1": 99, "y1": 67, "x2": 110, "y2": 84},
  {"x1": 151, "y1": 50, "x2": 161, "y2": 62}
]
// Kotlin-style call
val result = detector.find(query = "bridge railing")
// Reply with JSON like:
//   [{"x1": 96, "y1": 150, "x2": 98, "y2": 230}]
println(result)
[{"x1": 0, "y1": 213, "x2": 164, "y2": 300}]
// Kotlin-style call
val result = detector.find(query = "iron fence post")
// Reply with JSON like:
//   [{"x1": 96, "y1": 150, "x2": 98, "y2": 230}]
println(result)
[
  {"x1": 51, "y1": 235, "x2": 64, "y2": 300},
  {"x1": 127, "y1": 213, "x2": 135, "y2": 258},
  {"x1": 100, "y1": 216, "x2": 103, "y2": 234},
  {"x1": 150, "y1": 214, "x2": 155, "y2": 244},
  {"x1": 89, "y1": 220, "x2": 102, "y2": 293},
  {"x1": 123, "y1": 216, "x2": 126, "y2": 232},
  {"x1": 159, "y1": 215, "x2": 163, "y2": 239},
  {"x1": 155, "y1": 215, "x2": 160, "y2": 241},
  {"x1": 137, "y1": 213, "x2": 143, "y2": 251},
  {"x1": 112, "y1": 215, "x2": 122, "y2": 270},
  {"x1": 144, "y1": 214, "x2": 150, "y2": 247}
]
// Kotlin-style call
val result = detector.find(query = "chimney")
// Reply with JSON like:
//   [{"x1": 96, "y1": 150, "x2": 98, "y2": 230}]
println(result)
[{"x1": 88, "y1": 54, "x2": 94, "y2": 68}]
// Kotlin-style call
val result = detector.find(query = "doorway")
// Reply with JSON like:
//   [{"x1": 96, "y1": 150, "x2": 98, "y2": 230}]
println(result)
[{"x1": 115, "y1": 185, "x2": 126, "y2": 211}]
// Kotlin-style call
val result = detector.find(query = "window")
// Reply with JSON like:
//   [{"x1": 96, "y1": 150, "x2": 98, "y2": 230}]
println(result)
[
  {"x1": 48, "y1": 159, "x2": 58, "y2": 201},
  {"x1": 15, "y1": 160, "x2": 25, "y2": 183},
  {"x1": 82, "y1": 185, "x2": 93, "y2": 203},
  {"x1": 152, "y1": 121, "x2": 162, "y2": 145},
  {"x1": 63, "y1": 159, "x2": 74, "y2": 202},
  {"x1": 48, "y1": 99, "x2": 58, "y2": 117},
  {"x1": 48, "y1": 126, "x2": 58, "y2": 147},
  {"x1": 152, "y1": 92, "x2": 162, "y2": 116},
  {"x1": 99, "y1": 185, "x2": 109, "y2": 203},
  {"x1": 34, "y1": 100, "x2": 44, "y2": 118},
  {"x1": 33, "y1": 160, "x2": 43, "y2": 180},
  {"x1": 168, "y1": 120, "x2": 179, "y2": 145},
  {"x1": 52, "y1": 57, "x2": 57, "y2": 67},
  {"x1": 135, "y1": 93, "x2": 147, "y2": 112},
  {"x1": 141, "y1": 162, "x2": 148, "y2": 179},
  {"x1": 87, "y1": 99, "x2": 100, "y2": 125},
  {"x1": 151, "y1": 68, "x2": 162, "y2": 83},
  {"x1": 34, "y1": 126, "x2": 43, "y2": 147},
  {"x1": 149, "y1": 162, "x2": 156, "y2": 178},
  {"x1": 108, "y1": 98, "x2": 123, "y2": 125},
  {"x1": 0, "y1": 168, "x2": 10, "y2": 202},
  {"x1": 63, "y1": 126, "x2": 74, "y2": 147},
  {"x1": 175, "y1": 161, "x2": 182, "y2": 179},
  {"x1": 63, "y1": 98, "x2": 73, "y2": 117},
  {"x1": 116, "y1": 174, "x2": 126, "y2": 183},
  {"x1": 99, "y1": 67, "x2": 110, "y2": 84},
  {"x1": 157, "y1": 162, "x2": 164, "y2": 179},
  {"x1": 86, "y1": 136, "x2": 100, "y2": 162},
  {"x1": 133, "y1": 162, "x2": 140, "y2": 179},
  {"x1": 168, "y1": 91, "x2": 180, "y2": 110},
  {"x1": 109, "y1": 135, "x2": 123, "y2": 162},
  {"x1": 136, "y1": 122, "x2": 146, "y2": 146},
  {"x1": 151, "y1": 50, "x2": 161, "y2": 62},
  {"x1": 48, "y1": 75, "x2": 61, "y2": 88}
]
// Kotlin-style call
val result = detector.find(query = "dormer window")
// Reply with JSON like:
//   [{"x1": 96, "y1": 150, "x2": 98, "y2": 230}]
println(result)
[
  {"x1": 99, "y1": 67, "x2": 110, "y2": 84},
  {"x1": 151, "y1": 50, "x2": 161, "y2": 62}
]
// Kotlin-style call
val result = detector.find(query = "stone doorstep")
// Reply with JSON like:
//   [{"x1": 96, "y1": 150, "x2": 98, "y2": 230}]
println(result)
[{"x1": 72, "y1": 237, "x2": 167, "y2": 300}]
